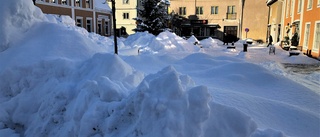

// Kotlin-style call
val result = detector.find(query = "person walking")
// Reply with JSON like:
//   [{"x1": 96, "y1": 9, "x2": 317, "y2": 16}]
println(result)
[
  {"x1": 268, "y1": 35, "x2": 273, "y2": 47},
  {"x1": 223, "y1": 33, "x2": 228, "y2": 45}
]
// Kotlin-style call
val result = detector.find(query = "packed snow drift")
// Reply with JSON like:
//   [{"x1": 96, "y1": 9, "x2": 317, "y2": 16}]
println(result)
[{"x1": 0, "y1": 0, "x2": 319, "y2": 137}]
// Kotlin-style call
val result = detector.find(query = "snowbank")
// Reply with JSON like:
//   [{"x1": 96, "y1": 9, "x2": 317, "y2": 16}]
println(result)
[
  {"x1": 128, "y1": 31, "x2": 200, "y2": 54},
  {"x1": 0, "y1": 0, "x2": 319, "y2": 136},
  {"x1": 95, "y1": 0, "x2": 112, "y2": 12},
  {"x1": 0, "y1": 0, "x2": 45, "y2": 52}
]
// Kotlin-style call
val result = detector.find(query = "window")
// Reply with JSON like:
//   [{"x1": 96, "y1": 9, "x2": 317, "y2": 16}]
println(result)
[
  {"x1": 303, "y1": 23, "x2": 311, "y2": 49},
  {"x1": 86, "y1": 18, "x2": 92, "y2": 32},
  {"x1": 86, "y1": 0, "x2": 91, "y2": 8},
  {"x1": 75, "y1": 0, "x2": 81, "y2": 7},
  {"x1": 179, "y1": 7, "x2": 186, "y2": 15},
  {"x1": 211, "y1": 6, "x2": 218, "y2": 14},
  {"x1": 226, "y1": 6, "x2": 236, "y2": 20},
  {"x1": 318, "y1": 0, "x2": 320, "y2": 6},
  {"x1": 105, "y1": 21, "x2": 109, "y2": 35},
  {"x1": 49, "y1": 0, "x2": 57, "y2": 4},
  {"x1": 227, "y1": 6, "x2": 236, "y2": 14},
  {"x1": 313, "y1": 22, "x2": 320, "y2": 51},
  {"x1": 307, "y1": 0, "x2": 312, "y2": 9},
  {"x1": 290, "y1": 0, "x2": 293, "y2": 16},
  {"x1": 123, "y1": 0, "x2": 129, "y2": 4},
  {"x1": 123, "y1": 13, "x2": 129, "y2": 19},
  {"x1": 298, "y1": 0, "x2": 302, "y2": 13},
  {"x1": 286, "y1": 0, "x2": 290, "y2": 17},
  {"x1": 62, "y1": 0, "x2": 68, "y2": 5},
  {"x1": 76, "y1": 17, "x2": 83, "y2": 27},
  {"x1": 196, "y1": 7, "x2": 203, "y2": 15},
  {"x1": 97, "y1": 20, "x2": 102, "y2": 35}
]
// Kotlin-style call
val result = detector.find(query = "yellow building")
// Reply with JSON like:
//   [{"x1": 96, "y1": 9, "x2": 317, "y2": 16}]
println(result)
[
  {"x1": 108, "y1": 0, "x2": 138, "y2": 35},
  {"x1": 35, "y1": 0, "x2": 112, "y2": 36},
  {"x1": 266, "y1": 0, "x2": 284, "y2": 43},
  {"x1": 281, "y1": 0, "x2": 319, "y2": 58},
  {"x1": 169, "y1": 0, "x2": 268, "y2": 41}
]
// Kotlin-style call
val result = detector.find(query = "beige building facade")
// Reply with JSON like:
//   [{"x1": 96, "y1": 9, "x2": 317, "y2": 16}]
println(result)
[
  {"x1": 266, "y1": 0, "x2": 284, "y2": 43},
  {"x1": 169, "y1": 0, "x2": 268, "y2": 41},
  {"x1": 108, "y1": 0, "x2": 138, "y2": 35},
  {"x1": 35, "y1": 0, "x2": 112, "y2": 36}
]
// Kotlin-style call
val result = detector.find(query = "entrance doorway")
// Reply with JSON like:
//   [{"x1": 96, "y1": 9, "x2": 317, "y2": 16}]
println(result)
[{"x1": 224, "y1": 26, "x2": 238, "y2": 42}]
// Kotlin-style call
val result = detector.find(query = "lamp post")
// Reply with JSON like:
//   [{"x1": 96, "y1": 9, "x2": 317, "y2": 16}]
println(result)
[{"x1": 111, "y1": 0, "x2": 118, "y2": 54}]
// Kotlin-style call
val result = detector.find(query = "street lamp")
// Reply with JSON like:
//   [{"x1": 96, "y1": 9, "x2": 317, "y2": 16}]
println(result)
[{"x1": 110, "y1": 0, "x2": 118, "y2": 54}]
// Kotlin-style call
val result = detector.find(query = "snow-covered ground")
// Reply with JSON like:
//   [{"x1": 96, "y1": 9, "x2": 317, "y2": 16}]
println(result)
[{"x1": 0, "y1": 0, "x2": 319, "y2": 137}]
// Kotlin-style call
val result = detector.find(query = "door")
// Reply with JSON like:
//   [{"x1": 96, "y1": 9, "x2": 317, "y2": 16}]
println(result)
[{"x1": 224, "y1": 26, "x2": 238, "y2": 42}]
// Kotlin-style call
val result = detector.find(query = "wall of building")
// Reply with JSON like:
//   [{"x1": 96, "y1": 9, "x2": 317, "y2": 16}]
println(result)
[
  {"x1": 36, "y1": 3, "x2": 72, "y2": 16},
  {"x1": 280, "y1": 0, "x2": 319, "y2": 58},
  {"x1": 242, "y1": 0, "x2": 268, "y2": 42},
  {"x1": 268, "y1": 1, "x2": 283, "y2": 43},
  {"x1": 169, "y1": 0, "x2": 268, "y2": 41},
  {"x1": 111, "y1": 0, "x2": 138, "y2": 35},
  {"x1": 301, "y1": 0, "x2": 320, "y2": 58},
  {"x1": 35, "y1": 0, "x2": 112, "y2": 36}
]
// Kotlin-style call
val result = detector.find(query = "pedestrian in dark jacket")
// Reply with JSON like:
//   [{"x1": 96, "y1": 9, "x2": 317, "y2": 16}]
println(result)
[
  {"x1": 268, "y1": 35, "x2": 273, "y2": 47},
  {"x1": 223, "y1": 33, "x2": 228, "y2": 45},
  {"x1": 32, "y1": 0, "x2": 36, "y2": 5}
]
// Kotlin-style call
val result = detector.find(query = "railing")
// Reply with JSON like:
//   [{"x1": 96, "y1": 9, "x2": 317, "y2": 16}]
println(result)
[{"x1": 226, "y1": 13, "x2": 237, "y2": 20}]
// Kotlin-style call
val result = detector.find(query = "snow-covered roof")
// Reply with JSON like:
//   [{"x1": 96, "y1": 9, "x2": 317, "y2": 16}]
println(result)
[{"x1": 95, "y1": 0, "x2": 112, "y2": 13}]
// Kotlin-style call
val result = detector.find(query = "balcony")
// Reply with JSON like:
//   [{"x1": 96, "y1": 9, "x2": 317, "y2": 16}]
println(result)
[{"x1": 226, "y1": 13, "x2": 237, "y2": 20}]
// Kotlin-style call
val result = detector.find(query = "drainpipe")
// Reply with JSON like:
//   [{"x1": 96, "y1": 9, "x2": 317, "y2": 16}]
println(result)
[
  {"x1": 240, "y1": 0, "x2": 245, "y2": 40},
  {"x1": 267, "y1": 4, "x2": 271, "y2": 42},
  {"x1": 71, "y1": 0, "x2": 75, "y2": 20}
]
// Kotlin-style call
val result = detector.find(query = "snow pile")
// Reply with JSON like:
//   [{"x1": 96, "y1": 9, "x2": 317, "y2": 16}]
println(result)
[
  {"x1": 45, "y1": 14, "x2": 75, "y2": 26},
  {"x1": 200, "y1": 37, "x2": 222, "y2": 48},
  {"x1": 0, "y1": 0, "x2": 319, "y2": 136},
  {"x1": 0, "y1": 0, "x2": 45, "y2": 52},
  {"x1": 124, "y1": 32, "x2": 155, "y2": 48},
  {"x1": 132, "y1": 31, "x2": 200, "y2": 54},
  {"x1": 95, "y1": 0, "x2": 112, "y2": 12},
  {"x1": 0, "y1": 53, "x2": 282, "y2": 137},
  {"x1": 187, "y1": 35, "x2": 200, "y2": 45},
  {"x1": 105, "y1": 66, "x2": 283, "y2": 137}
]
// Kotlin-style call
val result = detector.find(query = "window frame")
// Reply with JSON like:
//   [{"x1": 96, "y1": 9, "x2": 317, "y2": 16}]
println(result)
[
  {"x1": 76, "y1": 16, "x2": 83, "y2": 27},
  {"x1": 123, "y1": 0, "x2": 129, "y2": 4},
  {"x1": 211, "y1": 6, "x2": 218, "y2": 14},
  {"x1": 49, "y1": 0, "x2": 58, "y2": 4},
  {"x1": 290, "y1": 0, "x2": 293, "y2": 16},
  {"x1": 86, "y1": 18, "x2": 93, "y2": 32},
  {"x1": 307, "y1": 0, "x2": 313, "y2": 10},
  {"x1": 196, "y1": 6, "x2": 203, "y2": 15},
  {"x1": 123, "y1": 12, "x2": 130, "y2": 19},
  {"x1": 75, "y1": 0, "x2": 82, "y2": 7},
  {"x1": 227, "y1": 5, "x2": 236, "y2": 14},
  {"x1": 312, "y1": 21, "x2": 320, "y2": 52},
  {"x1": 85, "y1": 0, "x2": 92, "y2": 8},
  {"x1": 303, "y1": 23, "x2": 311, "y2": 49},
  {"x1": 179, "y1": 7, "x2": 186, "y2": 15},
  {"x1": 286, "y1": 0, "x2": 290, "y2": 17},
  {"x1": 298, "y1": 0, "x2": 302, "y2": 13},
  {"x1": 104, "y1": 21, "x2": 110, "y2": 35},
  {"x1": 97, "y1": 19, "x2": 102, "y2": 35},
  {"x1": 62, "y1": 0, "x2": 69, "y2": 5}
]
